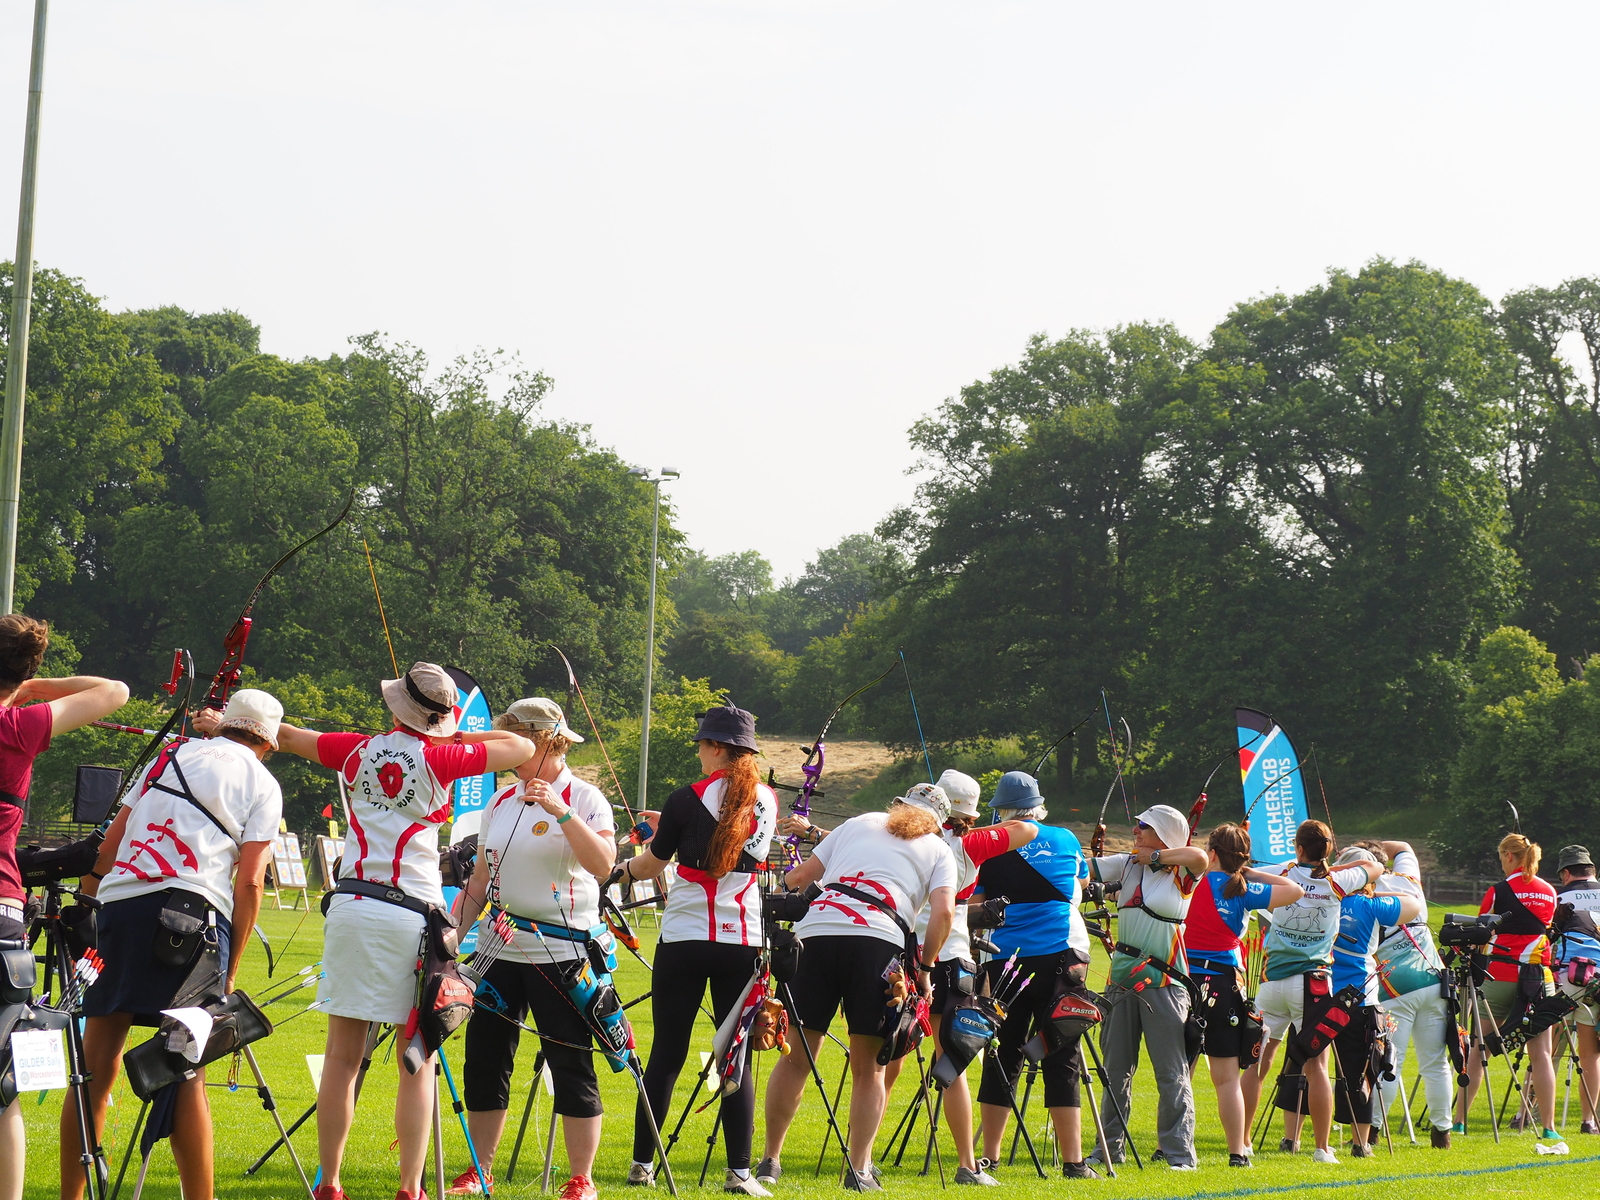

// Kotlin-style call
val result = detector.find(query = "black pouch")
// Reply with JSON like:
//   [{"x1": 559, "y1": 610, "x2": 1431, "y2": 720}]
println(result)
[
  {"x1": 951, "y1": 958, "x2": 978, "y2": 997},
  {"x1": 1239, "y1": 1001, "x2": 1266, "y2": 1069},
  {"x1": 769, "y1": 928, "x2": 801, "y2": 983},
  {"x1": 60, "y1": 903, "x2": 97, "y2": 959},
  {"x1": 0, "y1": 943, "x2": 34, "y2": 1004},
  {"x1": 1275, "y1": 1069, "x2": 1310, "y2": 1114},
  {"x1": 153, "y1": 891, "x2": 210, "y2": 969}
]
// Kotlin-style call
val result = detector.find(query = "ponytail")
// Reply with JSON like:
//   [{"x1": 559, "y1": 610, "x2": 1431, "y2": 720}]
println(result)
[
  {"x1": 1209, "y1": 824, "x2": 1252, "y2": 899},
  {"x1": 705, "y1": 747, "x2": 761, "y2": 879},
  {"x1": 1498, "y1": 833, "x2": 1542, "y2": 882},
  {"x1": 1296, "y1": 819, "x2": 1335, "y2": 880}
]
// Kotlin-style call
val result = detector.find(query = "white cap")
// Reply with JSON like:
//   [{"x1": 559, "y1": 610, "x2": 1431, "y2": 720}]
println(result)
[
  {"x1": 936, "y1": 769, "x2": 982, "y2": 819},
  {"x1": 896, "y1": 782, "x2": 951, "y2": 824},
  {"x1": 218, "y1": 688, "x2": 284, "y2": 750},
  {"x1": 1135, "y1": 804, "x2": 1189, "y2": 851}
]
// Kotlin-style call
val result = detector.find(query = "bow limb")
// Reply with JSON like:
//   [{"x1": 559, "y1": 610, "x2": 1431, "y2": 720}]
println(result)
[
  {"x1": 253, "y1": 923, "x2": 276, "y2": 979},
  {"x1": 202, "y1": 488, "x2": 355, "y2": 710},
  {"x1": 548, "y1": 643, "x2": 639, "y2": 828}
]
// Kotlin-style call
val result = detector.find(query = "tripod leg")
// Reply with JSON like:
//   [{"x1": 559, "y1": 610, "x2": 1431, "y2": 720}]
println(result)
[
  {"x1": 432, "y1": 1063, "x2": 447, "y2": 1200},
  {"x1": 628, "y1": 1055, "x2": 680, "y2": 1197},
  {"x1": 777, "y1": 983, "x2": 850, "y2": 1177},
  {"x1": 107, "y1": 1101, "x2": 150, "y2": 1200},
  {"x1": 506, "y1": 1052, "x2": 545, "y2": 1183},
  {"x1": 986, "y1": 1045, "x2": 1046, "y2": 1179},
  {"x1": 910, "y1": 1046, "x2": 945, "y2": 1188},
  {"x1": 882, "y1": 1070, "x2": 922, "y2": 1166},
  {"x1": 540, "y1": 1090, "x2": 559, "y2": 1193},
  {"x1": 1083, "y1": 1033, "x2": 1143, "y2": 1170},
  {"x1": 241, "y1": 1045, "x2": 316, "y2": 1200},
  {"x1": 245, "y1": 1099, "x2": 318, "y2": 1176},
  {"x1": 1079, "y1": 1058, "x2": 1116, "y2": 1179},
  {"x1": 659, "y1": 1054, "x2": 713, "y2": 1170},
  {"x1": 698, "y1": 1108, "x2": 723, "y2": 1188},
  {"x1": 1007, "y1": 1062, "x2": 1036, "y2": 1165},
  {"x1": 920, "y1": 1089, "x2": 943, "y2": 1177},
  {"x1": 438, "y1": 1048, "x2": 490, "y2": 1196}
]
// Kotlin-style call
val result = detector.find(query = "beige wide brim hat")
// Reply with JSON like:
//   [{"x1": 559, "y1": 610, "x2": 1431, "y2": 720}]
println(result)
[
  {"x1": 1136, "y1": 804, "x2": 1190, "y2": 851},
  {"x1": 380, "y1": 662, "x2": 460, "y2": 737}
]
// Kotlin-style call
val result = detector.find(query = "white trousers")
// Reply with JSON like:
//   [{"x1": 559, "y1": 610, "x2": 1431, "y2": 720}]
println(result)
[{"x1": 1374, "y1": 985, "x2": 1454, "y2": 1133}]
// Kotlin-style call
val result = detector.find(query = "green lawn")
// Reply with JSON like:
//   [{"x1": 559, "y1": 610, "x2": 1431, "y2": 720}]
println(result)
[{"x1": 19, "y1": 904, "x2": 1599, "y2": 1198}]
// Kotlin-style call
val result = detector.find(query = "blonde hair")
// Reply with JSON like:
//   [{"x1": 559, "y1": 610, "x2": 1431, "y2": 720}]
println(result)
[
  {"x1": 886, "y1": 805, "x2": 940, "y2": 841},
  {"x1": 1499, "y1": 833, "x2": 1541, "y2": 881}
]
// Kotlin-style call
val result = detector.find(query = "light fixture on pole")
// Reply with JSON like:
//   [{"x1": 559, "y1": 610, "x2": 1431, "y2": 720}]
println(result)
[{"x1": 629, "y1": 466, "x2": 678, "y2": 809}]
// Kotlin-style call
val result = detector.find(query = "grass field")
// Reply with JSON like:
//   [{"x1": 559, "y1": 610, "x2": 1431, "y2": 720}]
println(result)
[{"x1": 18, "y1": 904, "x2": 1599, "y2": 1199}]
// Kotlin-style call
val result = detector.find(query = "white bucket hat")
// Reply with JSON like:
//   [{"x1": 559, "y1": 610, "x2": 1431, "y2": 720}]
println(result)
[
  {"x1": 217, "y1": 688, "x2": 283, "y2": 749},
  {"x1": 896, "y1": 782, "x2": 952, "y2": 825},
  {"x1": 936, "y1": 769, "x2": 982, "y2": 819},
  {"x1": 494, "y1": 697, "x2": 584, "y2": 742},
  {"x1": 1136, "y1": 804, "x2": 1189, "y2": 851},
  {"x1": 380, "y1": 662, "x2": 459, "y2": 737}
]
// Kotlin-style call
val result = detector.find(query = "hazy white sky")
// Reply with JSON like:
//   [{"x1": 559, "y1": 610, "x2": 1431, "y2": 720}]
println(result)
[{"x1": 3, "y1": 1, "x2": 1597, "y2": 579}]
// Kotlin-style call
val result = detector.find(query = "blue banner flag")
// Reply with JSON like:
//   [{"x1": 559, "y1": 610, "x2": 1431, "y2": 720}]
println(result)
[
  {"x1": 1236, "y1": 707, "x2": 1307, "y2": 865},
  {"x1": 445, "y1": 667, "x2": 495, "y2": 953}
]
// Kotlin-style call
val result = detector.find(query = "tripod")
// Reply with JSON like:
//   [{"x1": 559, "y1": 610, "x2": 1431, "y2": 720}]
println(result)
[
  {"x1": 34, "y1": 882, "x2": 110, "y2": 1200},
  {"x1": 247, "y1": 1022, "x2": 392, "y2": 1176},
  {"x1": 1556, "y1": 1012, "x2": 1599, "y2": 1129},
  {"x1": 1444, "y1": 948, "x2": 1503, "y2": 1142}
]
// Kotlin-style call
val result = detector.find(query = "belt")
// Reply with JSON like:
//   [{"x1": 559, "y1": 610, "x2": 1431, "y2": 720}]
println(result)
[
  {"x1": 324, "y1": 877, "x2": 432, "y2": 917},
  {"x1": 0, "y1": 902, "x2": 21, "y2": 922},
  {"x1": 491, "y1": 907, "x2": 596, "y2": 942}
]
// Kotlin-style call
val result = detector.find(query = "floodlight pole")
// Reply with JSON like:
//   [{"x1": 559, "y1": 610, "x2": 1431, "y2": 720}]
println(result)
[
  {"x1": 0, "y1": 0, "x2": 49, "y2": 615},
  {"x1": 632, "y1": 468, "x2": 678, "y2": 808}
]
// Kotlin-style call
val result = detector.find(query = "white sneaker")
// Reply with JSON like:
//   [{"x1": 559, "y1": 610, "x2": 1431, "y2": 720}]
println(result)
[
  {"x1": 1311, "y1": 1148, "x2": 1339, "y2": 1165},
  {"x1": 724, "y1": 1171, "x2": 773, "y2": 1196}
]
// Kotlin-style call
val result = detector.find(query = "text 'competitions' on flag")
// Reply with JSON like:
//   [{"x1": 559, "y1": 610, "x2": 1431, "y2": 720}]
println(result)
[
  {"x1": 445, "y1": 667, "x2": 495, "y2": 954},
  {"x1": 1236, "y1": 707, "x2": 1308, "y2": 865}
]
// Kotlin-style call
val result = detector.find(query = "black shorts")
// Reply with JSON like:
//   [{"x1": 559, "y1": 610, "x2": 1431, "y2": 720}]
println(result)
[
  {"x1": 930, "y1": 958, "x2": 980, "y2": 1016},
  {"x1": 786, "y1": 935, "x2": 902, "y2": 1037},
  {"x1": 82, "y1": 890, "x2": 233, "y2": 1025},
  {"x1": 1196, "y1": 972, "x2": 1254, "y2": 1060},
  {"x1": 975, "y1": 949, "x2": 1089, "y2": 1110}
]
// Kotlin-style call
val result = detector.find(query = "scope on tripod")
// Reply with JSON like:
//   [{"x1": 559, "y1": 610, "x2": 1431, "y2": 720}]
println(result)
[
  {"x1": 1438, "y1": 911, "x2": 1504, "y2": 948},
  {"x1": 762, "y1": 887, "x2": 815, "y2": 925}
]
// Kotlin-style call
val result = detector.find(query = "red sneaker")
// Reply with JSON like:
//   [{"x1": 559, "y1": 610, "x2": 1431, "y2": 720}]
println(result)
[
  {"x1": 395, "y1": 1191, "x2": 429, "y2": 1200},
  {"x1": 313, "y1": 1187, "x2": 348, "y2": 1200},
  {"x1": 447, "y1": 1168, "x2": 493, "y2": 1196},
  {"x1": 560, "y1": 1175, "x2": 598, "y2": 1200}
]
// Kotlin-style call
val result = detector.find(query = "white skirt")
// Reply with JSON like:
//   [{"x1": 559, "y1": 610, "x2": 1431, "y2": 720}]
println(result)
[{"x1": 317, "y1": 894, "x2": 427, "y2": 1024}]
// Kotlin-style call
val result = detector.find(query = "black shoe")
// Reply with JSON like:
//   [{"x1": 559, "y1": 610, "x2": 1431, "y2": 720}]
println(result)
[
  {"x1": 755, "y1": 1159, "x2": 781, "y2": 1186},
  {"x1": 1278, "y1": 1138, "x2": 1299, "y2": 1154},
  {"x1": 1431, "y1": 1128, "x2": 1451, "y2": 1149},
  {"x1": 1063, "y1": 1162, "x2": 1099, "y2": 1180},
  {"x1": 1349, "y1": 1139, "x2": 1373, "y2": 1158},
  {"x1": 1150, "y1": 1149, "x2": 1166, "y2": 1163},
  {"x1": 1582, "y1": 1121, "x2": 1599, "y2": 1136},
  {"x1": 1228, "y1": 1153, "x2": 1251, "y2": 1168}
]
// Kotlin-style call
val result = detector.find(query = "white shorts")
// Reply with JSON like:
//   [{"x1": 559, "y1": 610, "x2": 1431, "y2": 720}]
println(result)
[
  {"x1": 1560, "y1": 979, "x2": 1599, "y2": 1028},
  {"x1": 1257, "y1": 975, "x2": 1306, "y2": 1041},
  {"x1": 317, "y1": 894, "x2": 427, "y2": 1024}
]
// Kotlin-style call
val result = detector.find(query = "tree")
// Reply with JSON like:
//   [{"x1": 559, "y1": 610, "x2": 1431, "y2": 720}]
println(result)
[{"x1": 1438, "y1": 627, "x2": 1600, "y2": 871}]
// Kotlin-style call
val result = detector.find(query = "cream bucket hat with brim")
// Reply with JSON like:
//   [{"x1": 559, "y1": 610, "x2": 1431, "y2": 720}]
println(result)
[
  {"x1": 494, "y1": 697, "x2": 584, "y2": 742},
  {"x1": 218, "y1": 688, "x2": 284, "y2": 749},
  {"x1": 381, "y1": 662, "x2": 459, "y2": 737}
]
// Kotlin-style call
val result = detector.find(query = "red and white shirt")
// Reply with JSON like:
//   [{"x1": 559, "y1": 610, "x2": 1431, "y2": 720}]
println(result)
[
  {"x1": 318, "y1": 729, "x2": 488, "y2": 907},
  {"x1": 915, "y1": 825, "x2": 1012, "y2": 963},
  {"x1": 796, "y1": 812, "x2": 959, "y2": 951},
  {"x1": 1480, "y1": 873, "x2": 1557, "y2": 983},
  {"x1": 651, "y1": 773, "x2": 777, "y2": 946}
]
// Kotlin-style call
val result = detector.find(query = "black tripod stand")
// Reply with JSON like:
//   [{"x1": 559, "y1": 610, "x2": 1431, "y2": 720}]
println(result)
[
  {"x1": 1442, "y1": 946, "x2": 1503, "y2": 1142},
  {"x1": 33, "y1": 882, "x2": 110, "y2": 1200}
]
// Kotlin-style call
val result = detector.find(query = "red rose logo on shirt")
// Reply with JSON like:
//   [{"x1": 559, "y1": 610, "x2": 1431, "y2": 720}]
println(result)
[{"x1": 377, "y1": 762, "x2": 406, "y2": 799}]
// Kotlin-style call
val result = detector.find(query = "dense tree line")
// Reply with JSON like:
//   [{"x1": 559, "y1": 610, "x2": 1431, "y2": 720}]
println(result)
[
  {"x1": 2, "y1": 266, "x2": 677, "y2": 826},
  {"x1": 667, "y1": 261, "x2": 1600, "y2": 868}
]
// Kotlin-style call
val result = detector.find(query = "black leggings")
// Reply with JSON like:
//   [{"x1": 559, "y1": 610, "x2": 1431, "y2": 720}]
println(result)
[
  {"x1": 464, "y1": 957, "x2": 602, "y2": 1118},
  {"x1": 632, "y1": 939, "x2": 761, "y2": 1169}
]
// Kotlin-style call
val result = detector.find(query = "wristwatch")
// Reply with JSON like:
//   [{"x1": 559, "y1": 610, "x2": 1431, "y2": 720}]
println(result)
[
  {"x1": 556, "y1": 810, "x2": 573, "y2": 825},
  {"x1": 1149, "y1": 848, "x2": 1163, "y2": 868}
]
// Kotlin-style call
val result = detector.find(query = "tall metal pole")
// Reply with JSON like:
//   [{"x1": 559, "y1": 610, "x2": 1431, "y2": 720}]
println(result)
[
  {"x1": 637, "y1": 479, "x2": 661, "y2": 807},
  {"x1": 0, "y1": 0, "x2": 49, "y2": 615}
]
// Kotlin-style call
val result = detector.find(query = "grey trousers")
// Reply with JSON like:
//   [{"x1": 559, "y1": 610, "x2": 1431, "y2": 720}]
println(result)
[{"x1": 1096, "y1": 983, "x2": 1197, "y2": 1166}]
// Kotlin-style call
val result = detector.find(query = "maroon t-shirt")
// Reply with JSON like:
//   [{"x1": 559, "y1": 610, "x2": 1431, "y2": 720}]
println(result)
[{"x1": 0, "y1": 703, "x2": 53, "y2": 902}]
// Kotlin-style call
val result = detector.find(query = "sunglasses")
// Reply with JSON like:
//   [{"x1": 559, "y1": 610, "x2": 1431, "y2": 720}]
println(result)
[{"x1": 1136, "y1": 821, "x2": 1153, "y2": 831}]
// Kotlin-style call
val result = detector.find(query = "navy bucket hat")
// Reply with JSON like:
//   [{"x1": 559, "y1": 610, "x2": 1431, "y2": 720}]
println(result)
[
  {"x1": 991, "y1": 771, "x2": 1043, "y2": 809},
  {"x1": 692, "y1": 705, "x2": 759, "y2": 752}
]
